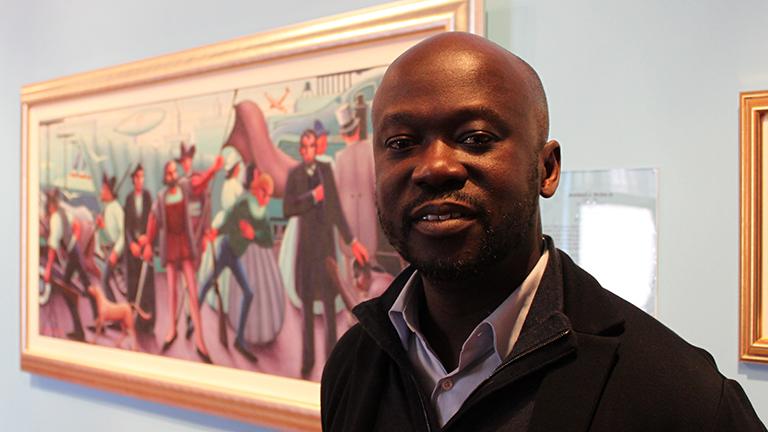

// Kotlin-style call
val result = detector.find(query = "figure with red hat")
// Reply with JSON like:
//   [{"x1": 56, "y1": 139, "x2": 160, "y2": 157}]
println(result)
[
  {"x1": 175, "y1": 141, "x2": 223, "y2": 251},
  {"x1": 139, "y1": 157, "x2": 220, "y2": 363}
]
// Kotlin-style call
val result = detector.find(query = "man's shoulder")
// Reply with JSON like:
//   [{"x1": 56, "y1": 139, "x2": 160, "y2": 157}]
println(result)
[
  {"x1": 316, "y1": 159, "x2": 335, "y2": 172},
  {"x1": 560, "y1": 252, "x2": 727, "y2": 405},
  {"x1": 557, "y1": 253, "x2": 767, "y2": 428},
  {"x1": 562, "y1": 254, "x2": 719, "y2": 372}
]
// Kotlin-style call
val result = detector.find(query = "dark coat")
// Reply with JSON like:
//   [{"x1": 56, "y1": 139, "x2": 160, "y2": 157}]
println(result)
[
  {"x1": 123, "y1": 190, "x2": 155, "y2": 328},
  {"x1": 283, "y1": 161, "x2": 352, "y2": 301},
  {"x1": 321, "y1": 241, "x2": 765, "y2": 431}
]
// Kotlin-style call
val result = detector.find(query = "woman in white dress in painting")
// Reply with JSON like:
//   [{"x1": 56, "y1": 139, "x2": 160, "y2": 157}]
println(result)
[{"x1": 225, "y1": 165, "x2": 285, "y2": 345}]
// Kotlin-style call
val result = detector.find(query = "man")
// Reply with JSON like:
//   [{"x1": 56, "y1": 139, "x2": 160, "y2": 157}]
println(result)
[
  {"x1": 176, "y1": 141, "x2": 222, "y2": 255},
  {"x1": 176, "y1": 141, "x2": 223, "y2": 338},
  {"x1": 140, "y1": 160, "x2": 215, "y2": 363},
  {"x1": 42, "y1": 189, "x2": 89, "y2": 341},
  {"x1": 321, "y1": 33, "x2": 765, "y2": 431},
  {"x1": 352, "y1": 93, "x2": 368, "y2": 140},
  {"x1": 96, "y1": 173, "x2": 124, "y2": 303},
  {"x1": 125, "y1": 164, "x2": 155, "y2": 332},
  {"x1": 284, "y1": 129, "x2": 368, "y2": 379},
  {"x1": 333, "y1": 104, "x2": 400, "y2": 276},
  {"x1": 199, "y1": 165, "x2": 275, "y2": 362}
]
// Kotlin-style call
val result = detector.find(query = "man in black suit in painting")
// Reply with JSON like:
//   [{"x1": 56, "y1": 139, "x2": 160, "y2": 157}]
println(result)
[
  {"x1": 283, "y1": 129, "x2": 369, "y2": 379},
  {"x1": 124, "y1": 164, "x2": 155, "y2": 332}
]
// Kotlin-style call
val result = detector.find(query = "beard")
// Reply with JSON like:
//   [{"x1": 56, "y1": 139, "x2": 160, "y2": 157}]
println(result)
[{"x1": 378, "y1": 166, "x2": 539, "y2": 282}]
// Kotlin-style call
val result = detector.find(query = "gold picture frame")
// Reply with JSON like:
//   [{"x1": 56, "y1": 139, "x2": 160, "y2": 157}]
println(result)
[
  {"x1": 20, "y1": 1, "x2": 484, "y2": 430},
  {"x1": 740, "y1": 90, "x2": 768, "y2": 363}
]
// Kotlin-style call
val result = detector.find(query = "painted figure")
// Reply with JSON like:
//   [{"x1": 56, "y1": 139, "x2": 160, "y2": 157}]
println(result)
[
  {"x1": 96, "y1": 173, "x2": 124, "y2": 303},
  {"x1": 176, "y1": 141, "x2": 222, "y2": 255},
  {"x1": 42, "y1": 189, "x2": 89, "y2": 341},
  {"x1": 226, "y1": 167, "x2": 285, "y2": 346},
  {"x1": 141, "y1": 160, "x2": 217, "y2": 363},
  {"x1": 200, "y1": 167, "x2": 280, "y2": 361},
  {"x1": 333, "y1": 104, "x2": 400, "y2": 276},
  {"x1": 283, "y1": 129, "x2": 368, "y2": 379},
  {"x1": 202, "y1": 153, "x2": 244, "y2": 311},
  {"x1": 124, "y1": 164, "x2": 155, "y2": 332},
  {"x1": 353, "y1": 93, "x2": 368, "y2": 140}
]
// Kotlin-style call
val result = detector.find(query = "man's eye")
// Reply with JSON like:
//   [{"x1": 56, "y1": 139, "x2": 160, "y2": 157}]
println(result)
[
  {"x1": 385, "y1": 137, "x2": 416, "y2": 151},
  {"x1": 459, "y1": 132, "x2": 496, "y2": 147}
]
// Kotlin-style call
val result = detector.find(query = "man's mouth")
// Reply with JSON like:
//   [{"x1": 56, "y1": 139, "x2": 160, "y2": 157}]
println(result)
[
  {"x1": 410, "y1": 201, "x2": 477, "y2": 236},
  {"x1": 420, "y1": 212, "x2": 464, "y2": 221}
]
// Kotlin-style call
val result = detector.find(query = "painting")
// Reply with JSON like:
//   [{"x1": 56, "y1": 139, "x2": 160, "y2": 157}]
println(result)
[
  {"x1": 740, "y1": 90, "x2": 768, "y2": 363},
  {"x1": 20, "y1": 0, "x2": 484, "y2": 429}
]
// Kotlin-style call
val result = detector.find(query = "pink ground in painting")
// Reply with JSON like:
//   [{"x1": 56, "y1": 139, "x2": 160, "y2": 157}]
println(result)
[{"x1": 38, "y1": 275, "x2": 356, "y2": 382}]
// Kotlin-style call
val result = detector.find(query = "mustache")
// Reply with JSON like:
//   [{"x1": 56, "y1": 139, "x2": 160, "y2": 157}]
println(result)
[{"x1": 401, "y1": 191, "x2": 485, "y2": 224}]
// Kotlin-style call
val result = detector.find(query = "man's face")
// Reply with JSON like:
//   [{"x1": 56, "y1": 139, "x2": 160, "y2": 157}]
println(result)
[
  {"x1": 100, "y1": 182, "x2": 113, "y2": 202},
  {"x1": 250, "y1": 173, "x2": 273, "y2": 206},
  {"x1": 373, "y1": 47, "x2": 545, "y2": 281},
  {"x1": 181, "y1": 156, "x2": 192, "y2": 174},
  {"x1": 164, "y1": 162, "x2": 178, "y2": 186},
  {"x1": 316, "y1": 133, "x2": 328, "y2": 155},
  {"x1": 299, "y1": 135, "x2": 317, "y2": 165},
  {"x1": 46, "y1": 200, "x2": 56, "y2": 216},
  {"x1": 132, "y1": 169, "x2": 144, "y2": 192},
  {"x1": 341, "y1": 126, "x2": 361, "y2": 146}
]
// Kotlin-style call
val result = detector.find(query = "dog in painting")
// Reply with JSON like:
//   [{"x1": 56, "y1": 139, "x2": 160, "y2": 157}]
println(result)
[{"x1": 87, "y1": 284, "x2": 151, "y2": 350}]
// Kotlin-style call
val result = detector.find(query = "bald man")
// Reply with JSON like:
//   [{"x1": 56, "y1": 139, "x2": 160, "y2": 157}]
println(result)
[{"x1": 320, "y1": 33, "x2": 764, "y2": 431}]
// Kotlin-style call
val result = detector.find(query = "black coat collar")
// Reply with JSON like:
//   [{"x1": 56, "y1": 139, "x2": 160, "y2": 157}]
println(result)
[{"x1": 352, "y1": 237, "x2": 627, "y2": 432}]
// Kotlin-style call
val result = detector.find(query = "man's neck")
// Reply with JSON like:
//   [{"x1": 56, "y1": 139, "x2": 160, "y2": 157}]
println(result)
[{"x1": 418, "y1": 237, "x2": 544, "y2": 370}]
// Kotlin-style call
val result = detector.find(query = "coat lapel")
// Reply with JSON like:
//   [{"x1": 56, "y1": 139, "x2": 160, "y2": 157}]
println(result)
[
  {"x1": 528, "y1": 247, "x2": 626, "y2": 432},
  {"x1": 527, "y1": 332, "x2": 619, "y2": 432}
]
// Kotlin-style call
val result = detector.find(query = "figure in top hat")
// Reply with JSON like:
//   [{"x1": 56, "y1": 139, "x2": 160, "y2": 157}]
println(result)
[
  {"x1": 333, "y1": 103, "x2": 399, "y2": 276},
  {"x1": 283, "y1": 128, "x2": 369, "y2": 379},
  {"x1": 125, "y1": 163, "x2": 156, "y2": 332}
]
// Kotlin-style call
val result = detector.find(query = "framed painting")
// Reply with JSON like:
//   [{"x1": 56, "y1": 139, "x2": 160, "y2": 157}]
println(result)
[
  {"x1": 740, "y1": 90, "x2": 768, "y2": 363},
  {"x1": 19, "y1": 0, "x2": 484, "y2": 429}
]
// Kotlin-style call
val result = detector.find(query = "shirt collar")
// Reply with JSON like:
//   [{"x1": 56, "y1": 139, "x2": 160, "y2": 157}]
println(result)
[{"x1": 388, "y1": 249, "x2": 550, "y2": 365}]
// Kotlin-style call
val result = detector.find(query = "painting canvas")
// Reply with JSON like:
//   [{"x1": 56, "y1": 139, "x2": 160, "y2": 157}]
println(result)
[
  {"x1": 37, "y1": 65, "x2": 395, "y2": 380},
  {"x1": 20, "y1": 0, "x2": 484, "y2": 429}
]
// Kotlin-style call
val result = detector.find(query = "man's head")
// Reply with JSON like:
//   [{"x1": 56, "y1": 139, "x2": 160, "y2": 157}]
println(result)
[
  {"x1": 253, "y1": 173, "x2": 274, "y2": 206},
  {"x1": 163, "y1": 160, "x2": 179, "y2": 187},
  {"x1": 176, "y1": 141, "x2": 196, "y2": 174},
  {"x1": 313, "y1": 120, "x2": 329, "y2": 155},
  {"x1": 100, "y1": 173, "x2": 116, "y2": 202},
  {"x1": 299, "y1": 129, "x2": 318, "y2": 165},
  {"x1": 225, "y1": 151, "x2": 241, "y2": 180},
  {"x1": 45, "y1": 189, "x2": 59, "y2": 216},
  {"x1": 131, "y1": 164, "x2": 144, "y2": 192},
  {"x1": 336, "y1": 104, "x2": 361, "y2": 144},
  {"x1": 373, "y1": 32, "x2": 561, "y2": 281}
]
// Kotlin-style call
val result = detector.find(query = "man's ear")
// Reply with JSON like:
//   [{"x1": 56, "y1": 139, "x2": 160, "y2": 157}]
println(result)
[{"x1": 540, "y1": 140, "x2": 561, "y2": 198}]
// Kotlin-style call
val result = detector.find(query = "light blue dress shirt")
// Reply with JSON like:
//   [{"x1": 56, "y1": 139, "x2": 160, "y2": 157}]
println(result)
[{"x1": 388, "y1": 250, "x2": 549, "y2": 426}]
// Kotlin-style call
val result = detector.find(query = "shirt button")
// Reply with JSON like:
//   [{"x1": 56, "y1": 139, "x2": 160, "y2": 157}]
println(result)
[{"x1": 441, "y1": 379, "x2": 454, "y2": 391}]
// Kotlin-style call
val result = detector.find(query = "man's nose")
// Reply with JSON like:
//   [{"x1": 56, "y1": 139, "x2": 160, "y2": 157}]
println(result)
[{"x1": 411, "y1": 139, "x2": 468, "y2": 191}]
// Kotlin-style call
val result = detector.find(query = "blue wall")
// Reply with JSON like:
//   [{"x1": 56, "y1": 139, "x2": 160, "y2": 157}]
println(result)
[{"x1": 2, "y1": 0, "x2": 767, "y2": 429}]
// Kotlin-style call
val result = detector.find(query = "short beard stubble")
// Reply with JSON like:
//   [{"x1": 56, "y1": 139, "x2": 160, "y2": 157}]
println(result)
[{"x1": 378, "y1": 163, "x2": 540, "y2": 282}]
